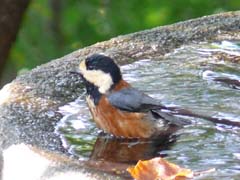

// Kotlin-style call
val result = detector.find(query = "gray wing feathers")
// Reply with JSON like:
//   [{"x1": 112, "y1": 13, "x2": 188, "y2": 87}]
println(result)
[
  {"x1": 152, "y1": 109, "x2": 191, "y2": 126},
  {"x1": 108, "y1": 88, "x2": 161, "y2": 112},
  {"x1": 108, "y1": 88, "x2": 191, "y2": 126}
]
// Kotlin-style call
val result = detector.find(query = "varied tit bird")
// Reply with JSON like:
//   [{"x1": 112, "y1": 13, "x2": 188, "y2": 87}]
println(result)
[{"x1": 78, "y1": 54, "x2": 189, "y2": 138}]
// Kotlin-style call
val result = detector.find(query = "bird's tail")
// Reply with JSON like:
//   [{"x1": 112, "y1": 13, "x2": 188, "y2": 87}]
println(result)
[{"x1": 156, "y1": 105, "x2": 240, "y2": 127}]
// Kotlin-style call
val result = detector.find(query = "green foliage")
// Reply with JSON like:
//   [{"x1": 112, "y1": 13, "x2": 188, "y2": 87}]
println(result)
[{"x1": 9, "y1": 0, "x2": 240, "y2": 72}]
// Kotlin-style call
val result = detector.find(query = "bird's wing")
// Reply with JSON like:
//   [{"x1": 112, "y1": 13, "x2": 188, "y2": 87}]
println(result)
[
  {"x1": 107, "y1": 88, "x2": 191, "y2": 126},
  {"x1": 107, "y1": 87, "x2": 163, "y2": 112}
]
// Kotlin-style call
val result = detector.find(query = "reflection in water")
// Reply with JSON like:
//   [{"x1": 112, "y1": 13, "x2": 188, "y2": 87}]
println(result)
[
  {"x1": 86, "y1": 132, "x2": 177, "y2": 179},
  {"x1": 90, "y1": 131, "x2": 177, "y2": 164}
]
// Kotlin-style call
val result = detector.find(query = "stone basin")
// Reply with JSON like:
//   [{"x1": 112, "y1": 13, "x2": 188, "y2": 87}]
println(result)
[{"x1": 0, "y1": 11, "x2": 240, "y2": 180}]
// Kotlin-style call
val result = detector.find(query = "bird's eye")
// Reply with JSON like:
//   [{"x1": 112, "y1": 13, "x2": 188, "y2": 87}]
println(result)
[
  {"x1": 85, "y1": 55, "x2": 101, "y2": 70},
  {"x1": 86, "y1": 59, "x2": 98, "y2": 70},
  {"x1": 87, "y1": 65, "x2": 94, "y2": 70},
  {"x1": 85, "y1": 60, "x2": 93, "y2": 69}
]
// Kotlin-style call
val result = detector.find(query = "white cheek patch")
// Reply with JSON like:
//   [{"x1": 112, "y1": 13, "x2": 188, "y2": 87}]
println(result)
[{"x1": 79, "y1": 60, "x2": 113, "y2": 94}]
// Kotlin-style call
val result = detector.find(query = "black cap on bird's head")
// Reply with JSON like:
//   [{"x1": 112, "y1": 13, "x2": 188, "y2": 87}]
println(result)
[
  {"x1": 79, "y1": 54, "x2": 122, "y2": 94},
  {"x1": 85, "y1": 54, "x2": 122, "y2": 83}
]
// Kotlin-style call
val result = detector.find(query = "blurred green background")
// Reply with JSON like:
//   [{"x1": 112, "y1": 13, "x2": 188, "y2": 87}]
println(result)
[{"x1": 1, "y1": 0, "x2": 240, "y2": 87}]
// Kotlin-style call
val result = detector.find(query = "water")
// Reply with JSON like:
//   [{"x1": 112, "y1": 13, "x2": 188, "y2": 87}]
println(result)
[{"x1": 56, "y1": 41, "x2": 240, "y2": 179}]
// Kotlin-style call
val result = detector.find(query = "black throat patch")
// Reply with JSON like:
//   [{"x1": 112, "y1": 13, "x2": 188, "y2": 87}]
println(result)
[{"x1": 82, "y1": 77, "x2": 102, "y2": 105}]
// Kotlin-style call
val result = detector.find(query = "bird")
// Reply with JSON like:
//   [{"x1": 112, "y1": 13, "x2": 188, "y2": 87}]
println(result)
[{"x1": 77, "y1": 54, "x2": 190, "y2": 138}]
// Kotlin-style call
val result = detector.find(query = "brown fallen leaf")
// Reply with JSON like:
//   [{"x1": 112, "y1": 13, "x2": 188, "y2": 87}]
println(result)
[{"x1": 127, "y1": 157, "x2": 193, "y2": 180}]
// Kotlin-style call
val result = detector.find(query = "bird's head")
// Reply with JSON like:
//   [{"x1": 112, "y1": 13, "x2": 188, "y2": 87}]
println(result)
[{"x1": 79, "y1": 54, "x2": 122, "y2": 94}]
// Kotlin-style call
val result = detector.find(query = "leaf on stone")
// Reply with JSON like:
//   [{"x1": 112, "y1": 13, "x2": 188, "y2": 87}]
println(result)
[{"x1": 127, "y1": 157, "x2": 193, "y2": 180}]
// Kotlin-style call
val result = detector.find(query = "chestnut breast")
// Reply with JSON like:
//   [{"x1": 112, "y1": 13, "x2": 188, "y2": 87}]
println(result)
[{"x1": 86, "y1": 95, "x2": 156, "y2": 138}]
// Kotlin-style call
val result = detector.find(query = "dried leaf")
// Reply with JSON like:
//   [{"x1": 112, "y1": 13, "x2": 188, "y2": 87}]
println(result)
[{"x1": 127, "y1": 157, "x2": 193, "y2": 180}]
